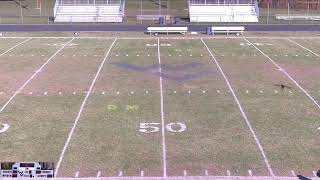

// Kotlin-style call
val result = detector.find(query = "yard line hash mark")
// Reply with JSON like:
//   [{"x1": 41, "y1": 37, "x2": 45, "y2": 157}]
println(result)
[
  {"x1": 157, "y1": 38, "x2": 167, "y2": 177},
  {"x1": 201, "y1": 38, "x2": 275, "y2": 177},
  {"x1": 313, "y1": 171, "x2": 317, "y2": 177},
  {"x1": 227, "y1": 170, "x2": 231, "y2": 176},
  {"x1": 54, "y1": 38, "x2": 117, "y2": 176},
  {"x1": 0, "y1": 38, "x2": 75, "y2": 113},
  {"x1": 75, "y1": 171, "x2": 79, "y2": 178},
  {"x1": 245, "y1": 38, "x2": 320, "y2": 112},
  {"x1": 288, "y1": 38, "x2": 320, "y2": 58},
  {"x1": 0, "y1": 38, "x2": 31, "y2": 57}
]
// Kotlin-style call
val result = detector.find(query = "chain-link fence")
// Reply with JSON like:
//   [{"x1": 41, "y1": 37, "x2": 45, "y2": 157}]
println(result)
[{"x1": 0, "y1": 0, "x2": 319, "y2": 24}]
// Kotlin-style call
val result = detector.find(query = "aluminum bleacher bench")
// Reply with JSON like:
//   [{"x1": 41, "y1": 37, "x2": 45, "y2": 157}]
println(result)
[
  {"x1": 147, "y1": 27, "x2": 188, "y2": 35},
  {"x1": 210, "y1": 26, "x2": 244, "y2": 35},
  {"x1": 137, "y1": 15, "x2": 170, "y2": 21}
]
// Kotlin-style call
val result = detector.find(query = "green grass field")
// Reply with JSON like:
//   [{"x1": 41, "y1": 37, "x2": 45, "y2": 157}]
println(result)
[{"x1": 0, "y1": 36, "x2": 320, "y2": 178}]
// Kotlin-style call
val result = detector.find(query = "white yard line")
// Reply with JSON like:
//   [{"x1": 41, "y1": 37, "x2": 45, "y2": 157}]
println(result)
[
  {"x1": 0, "y1": 38, "x2": 75, "y2": 113},
  {"x1": 157, "y1": 38, "x2": 167, "y2": 177},
  {"x1": 201, "y1": 38, "x2": 275, "y2": 177},
  {"x1": 244, "y1": 38, "x2": 320, "y2": 111},
  {"x1": 54, "y1": 38, "x2": 117, "y2": 176},
  {"x1": 287, "y1": 38, "x2": 320, "y2": 58},
  {"x1": 0, "y1": 38, "x2": 31, "y2": 57}
]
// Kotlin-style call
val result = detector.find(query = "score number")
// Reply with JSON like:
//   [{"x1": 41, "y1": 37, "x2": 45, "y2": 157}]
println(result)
[{"x1": 139, "y1": 122, "x2": 186, "y2": 133}]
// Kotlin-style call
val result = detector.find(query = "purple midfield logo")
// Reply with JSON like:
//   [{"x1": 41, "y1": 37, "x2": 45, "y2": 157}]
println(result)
[{"x1": 111, "y1": 62, "x2": 215, "y2": 81}]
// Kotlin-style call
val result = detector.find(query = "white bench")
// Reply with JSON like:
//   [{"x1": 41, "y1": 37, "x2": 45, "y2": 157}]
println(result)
[
  {"x1": 210, "y1": 26, "x2": 245, "y2": 35},
  {"x1": 137, "y1": 15, "x2": 170, "y2": 21},
  {"x1": 147, "y1": 27, "x2": 188, "y2": 35}
]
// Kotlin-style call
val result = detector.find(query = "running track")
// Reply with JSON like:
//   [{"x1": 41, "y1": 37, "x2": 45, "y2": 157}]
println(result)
[{"x1": 0, "y1": 24, "x2": 320, "y2": 32}]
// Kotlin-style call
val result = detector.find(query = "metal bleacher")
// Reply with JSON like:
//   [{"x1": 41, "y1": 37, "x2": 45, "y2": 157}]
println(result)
[
  {"x1": 54, "y1": 0, "x2": 125, "y2": 23},
  {"x1": 188, "y1": 0, "x2": 259, "y2": 22}
]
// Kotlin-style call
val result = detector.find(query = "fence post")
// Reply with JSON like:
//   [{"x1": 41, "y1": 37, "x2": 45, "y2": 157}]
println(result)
[
  {"x1": 267, "y1": 2, "x2": 269, "y2": 24},
  {"x1": 287, "y1": 2, "x2": 290, "y2": 24},
  {"x1": 20, "y1": 2, "x2": 24, "y2": 24}
]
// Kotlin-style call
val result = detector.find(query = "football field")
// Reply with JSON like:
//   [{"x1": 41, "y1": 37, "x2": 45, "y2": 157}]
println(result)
[{"x1": 0, "y1": 36, "x2": 319, "y2": 179}]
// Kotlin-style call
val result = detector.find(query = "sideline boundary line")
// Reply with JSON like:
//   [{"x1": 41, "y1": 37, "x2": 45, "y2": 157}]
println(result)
[
  {"x1": 54, "y1": 38, "x2": 117, "y2": 176},
  {"x1": 201, "y1": 38, "x2": 275, "y2": 177},
  {"x1": 0, "y1": 38, "x2": 75, "y2": 113},
  {"x1": 0, "y1": 175, "x2": 305, "y2": 180},
  {"x1": 287, "y1": 38, "x2": 320, "y2": 58},
  {"x1": 157, "y1": 38, "x2": 167, "y2": 177},
  {"x1": 244, "y1": 38, "x2": 320, "y2": 112},
  {"x1": 0, "y1": 38, "x2": 31, "y2": 57}
]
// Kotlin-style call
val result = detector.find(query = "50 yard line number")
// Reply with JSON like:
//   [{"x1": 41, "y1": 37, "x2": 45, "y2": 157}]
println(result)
[{"x1": 139, "y1": 122, "x2": 186, "y2": 133}]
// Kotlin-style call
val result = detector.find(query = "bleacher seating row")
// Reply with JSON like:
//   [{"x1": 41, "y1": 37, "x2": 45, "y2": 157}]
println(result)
[
  {"x1": 189, "y1": 5, "x2": 258, "y2": 22},
  {"x1": 54, "y1": 3, "x2": 124, "y2": 22}
]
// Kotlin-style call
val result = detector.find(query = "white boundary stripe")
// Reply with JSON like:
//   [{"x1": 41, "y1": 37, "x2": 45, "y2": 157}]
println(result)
[
  {"x1": 244, "y1": 38, "x2": 320, "y2": 111},
  {"x1": 287, "y1": 38, "x2": 320, "y2": 58},
  {"x1": 227, "y1": 170, "x2": 231, "y2": 176},
  {"x1": 54, "y1": 38, "x2": 117, "y2": 176},
  {"x1": 157, "y1": 38, "x2": 167, "y2": 177},
  {"x1": 312, "y1": 171, "x2": 317, "y2": 177},
  {"x1": 0, "y1": 38, "x2": 31, "y2": 57},
  {"x1": 97, "y1": 171, "x2": 101, "y2": 177},
  {"x1": 290, "y1": 170, "x2": 296, "y2": 176},
  {"x1": 201, "y1": 38, "x2": 275, "y2": 177},
  {"x1": 75, "y1": 171, "x2": 79, "y2": 178},
  {"x1": 0, "y1": 38, "x2": 75, "y2": 113},
  {"x1": 204, "y1": 170, "x2": 208, "y2": 176}
]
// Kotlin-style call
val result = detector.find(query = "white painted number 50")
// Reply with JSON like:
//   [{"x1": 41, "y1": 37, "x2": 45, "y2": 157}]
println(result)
[
  {"x1": 139, "y1": 122, "x2": 186, "y2": 133},
  {"x1": 166, "y1": 123, "x2": 186, "y2": 132},
  {"x1": 139, "y1": 123, "x2": 160, "y2": 133}
]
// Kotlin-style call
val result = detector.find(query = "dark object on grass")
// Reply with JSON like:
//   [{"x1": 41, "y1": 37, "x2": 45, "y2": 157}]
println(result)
[
  {"x1": 297, "y1": 175, "x2": 311, "y2": 180},
  {"x1": 174, "y1": 17, "x2": 181, "y2": 24},
  {"x1": 159, "y1": 17, "x2": 165, "y2": 25},
  {"x1": 274, "y1": 84, "x2": 292, "y2": 90}
]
